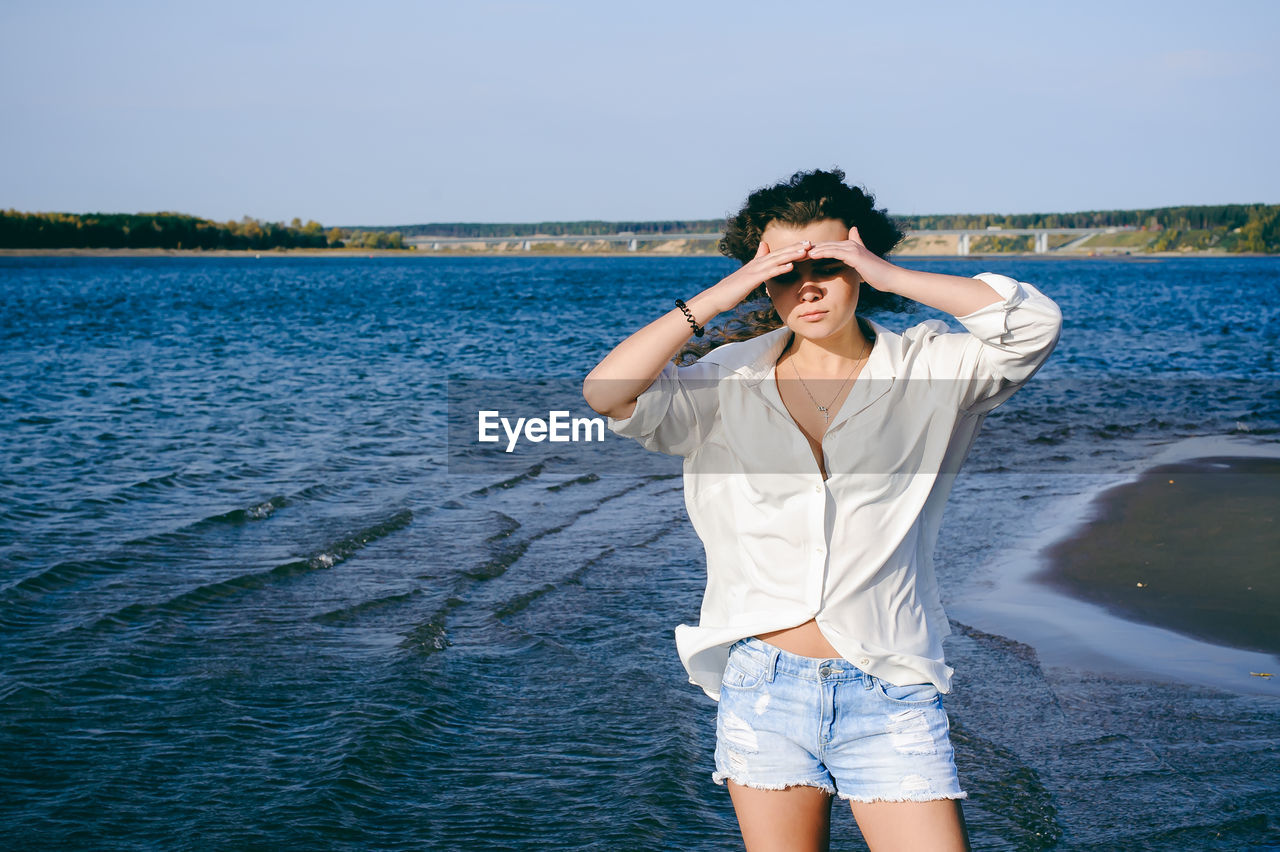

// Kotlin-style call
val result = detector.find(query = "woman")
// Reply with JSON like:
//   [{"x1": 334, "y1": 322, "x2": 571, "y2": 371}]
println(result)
[{"x1": 582, "y1": 168, "x2": 1062, "y2": 851}]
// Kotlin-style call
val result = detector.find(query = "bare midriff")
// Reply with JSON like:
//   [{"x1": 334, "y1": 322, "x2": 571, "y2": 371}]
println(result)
[{"x1": 755, "y1": 618, "x2": 844, "y2": 660}]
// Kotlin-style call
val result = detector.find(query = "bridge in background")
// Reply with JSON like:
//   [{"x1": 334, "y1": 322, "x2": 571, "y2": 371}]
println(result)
[{"x1": 405, "y1": 227, "x2": 1136, "y2": 255}]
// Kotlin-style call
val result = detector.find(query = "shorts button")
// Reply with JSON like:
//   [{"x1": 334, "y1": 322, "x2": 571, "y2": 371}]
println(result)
[{"x1": 819, "y1": 667, "x2": 832, "y2": 677}]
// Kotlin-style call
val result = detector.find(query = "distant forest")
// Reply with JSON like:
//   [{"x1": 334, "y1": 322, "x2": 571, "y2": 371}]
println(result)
[
  {"x1": 0, "y1": 211, "x2": 405, "y2": 251},
  {"x1": 377, "y1": 220, "x2": 723, "y2": 238},
  {"x1": 3, "y1": 203, "x2": 1277, "y2": 253},
  {"x1": 359, "y1": 203, "x2": 1280, "y2": 253},
  {"x1": 895, "y1": 203, "x2": 1275, "y2": 231}
]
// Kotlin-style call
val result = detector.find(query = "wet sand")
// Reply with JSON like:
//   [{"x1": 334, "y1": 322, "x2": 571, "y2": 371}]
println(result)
[{"x1": 1033, "y1": 456, "x2": 1280, "y2": 657}]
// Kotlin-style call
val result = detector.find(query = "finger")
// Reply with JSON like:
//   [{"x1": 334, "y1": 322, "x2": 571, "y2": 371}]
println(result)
[
  {"x1": 780, "y1": 245, "x2": 810, "y2": 265},
  {"x1": 848, "y1": 226, "x2": 865, "y2": 245},
  {"x1": 763, "y1": 262, "x2": 794, "y2": 280},
  {"x1": 760, "y1": 243, "x2": 810, "y2": 264},
  {"x1": 755, "y1": 240, "x2": 770, "y2": 257}
]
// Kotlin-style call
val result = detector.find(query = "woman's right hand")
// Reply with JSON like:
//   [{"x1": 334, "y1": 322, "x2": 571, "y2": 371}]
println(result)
[{"x1": 702, "y1": 240, "x2": 813, "y2": 314}]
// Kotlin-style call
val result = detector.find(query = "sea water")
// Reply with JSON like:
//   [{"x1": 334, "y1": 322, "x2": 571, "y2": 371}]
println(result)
[{"x1": 2, "y1": 255, "x2": 1278, "y2": 850}]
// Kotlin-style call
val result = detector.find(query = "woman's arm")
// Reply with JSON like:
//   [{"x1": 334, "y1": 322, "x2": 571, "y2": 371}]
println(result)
[
  {"x1": 581, "y1": 290, "x2": 720, "y2": 421},
  {"x1": 582, "y1": 239, "x2": 813, "y2": 420}
]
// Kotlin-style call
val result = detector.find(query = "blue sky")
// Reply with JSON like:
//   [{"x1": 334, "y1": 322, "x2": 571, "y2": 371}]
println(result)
[{"x1": 2, "y1": 0, "x2": 1277, "y2": 226}]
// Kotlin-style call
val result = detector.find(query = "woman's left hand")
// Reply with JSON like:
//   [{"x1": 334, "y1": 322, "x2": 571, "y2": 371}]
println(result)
[{"x1": 805, "y1": 226, "x2": 899, "y2": 292}]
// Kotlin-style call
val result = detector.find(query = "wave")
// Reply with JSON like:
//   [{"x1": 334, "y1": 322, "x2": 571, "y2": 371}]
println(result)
[
  {"x1": 310, "y1": 588, "x2": 424, "y2": 626},
  {"x1": 47, "y1": 509, "x2": 414, "y2": 638},
  {"x1": 0, "y1": 486, "x2": 315, "y2": 602},
  {"x1": 398, "y1": 597, "x2": 463, "y2": 656}
]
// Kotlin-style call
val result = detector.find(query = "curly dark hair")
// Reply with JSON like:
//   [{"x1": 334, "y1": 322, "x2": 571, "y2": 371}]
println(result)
[{"x1": 677, "y1": 167, "x2": 908, "y2": 365}]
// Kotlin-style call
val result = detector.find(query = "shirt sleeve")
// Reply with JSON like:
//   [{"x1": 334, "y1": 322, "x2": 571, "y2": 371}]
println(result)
[
  {"x1": 923, "y1": 272, "x2": 1064, "y2": 414},
  {"x1": 605, "y1": 358, "x2": 723, "y2": 457}
]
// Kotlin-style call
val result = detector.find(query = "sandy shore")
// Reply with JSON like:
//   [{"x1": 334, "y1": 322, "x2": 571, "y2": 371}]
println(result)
[
  {"x1": 1035, "y1": 455, "x2": 1280, "y2": 657},
  {"x1": 950, "y1": 436, "x2": 1280, "y2": 696}
]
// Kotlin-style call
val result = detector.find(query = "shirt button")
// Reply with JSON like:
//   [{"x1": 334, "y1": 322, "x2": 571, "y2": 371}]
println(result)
[
  {"x1": 859, "y1": 657, "x2": 870, "y2": 666},
  {"x1": 814, "y1": 485, "x2": 822, "y2": 493}
]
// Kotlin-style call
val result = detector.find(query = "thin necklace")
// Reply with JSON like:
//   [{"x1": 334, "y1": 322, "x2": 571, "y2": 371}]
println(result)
[{"x1": 789, "y1": 333, "x2": 870, "y2": 425}]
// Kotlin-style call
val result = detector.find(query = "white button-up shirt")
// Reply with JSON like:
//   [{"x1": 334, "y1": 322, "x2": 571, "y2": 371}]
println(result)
[{"x1": 606, "y1": 273, "x2": 1063, "y2": 700}]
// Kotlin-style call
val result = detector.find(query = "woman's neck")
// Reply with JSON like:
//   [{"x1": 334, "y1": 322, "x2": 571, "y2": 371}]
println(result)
[{"x1": 783, "y1": 319, "x2": 873, "y2": 377}]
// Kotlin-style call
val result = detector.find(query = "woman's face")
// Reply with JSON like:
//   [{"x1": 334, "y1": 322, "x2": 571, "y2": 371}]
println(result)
[{"x1": 761, "y1": 219, "x2": 862, "y2": 341}]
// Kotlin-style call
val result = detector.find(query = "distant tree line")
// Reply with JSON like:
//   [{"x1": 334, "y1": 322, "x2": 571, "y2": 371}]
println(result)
[
  {"x1": 358, "y1": 205, "x2": 1280, "y2": 238},
  {"x1": 343, "y1": 229, "x2": 405, "y2": 249},
  {"x1": 5, "y1": 203, "x2": 1277, "y2": 253},
  {"x1": 362, "y1": 204, "x2": 1279, "y2": 253},
  {"x1": 359, "y1": 220, "x2": 725, "y2": 238},
  {"x1": 899, "y1": 203, "x2": 1278, "y2": 241},
  {"x1": 897, "y1": 204, "x2": 1280, "y2": 253},
  {"x1": 0, "y1": 210, "x2": 348, "y2": 250},
  {"x1": 895, "y1": 204, "x2": 1266, "y2": 231}
]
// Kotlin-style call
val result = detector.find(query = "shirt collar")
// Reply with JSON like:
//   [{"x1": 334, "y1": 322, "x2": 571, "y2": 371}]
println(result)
[{"x1": 702, "y1": 316, "x2": 899, "y2": 386}]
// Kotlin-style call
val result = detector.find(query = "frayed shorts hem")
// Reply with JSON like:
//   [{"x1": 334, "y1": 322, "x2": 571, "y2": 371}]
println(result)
[
  {"x1": 712, "y1": 771, "x2": 836, "y2": 796},
  {"x1": 714, "y1": 770, "x2": 968, "y2": 803},
  {"x1": 836, "y1": 789, "x2": 969, "y2": 804}
]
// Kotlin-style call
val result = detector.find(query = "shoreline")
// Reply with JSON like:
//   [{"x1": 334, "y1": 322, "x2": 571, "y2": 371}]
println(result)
[
  {"x1": 950, "y1": 434, "x2": 1280, "y2": 697},
  {"x1": 1, "y1": 247, "x2": 1274, "y2": 259},
  {"x1": 1035, "y1": 454, "x2": 1280, "y2": 657}
]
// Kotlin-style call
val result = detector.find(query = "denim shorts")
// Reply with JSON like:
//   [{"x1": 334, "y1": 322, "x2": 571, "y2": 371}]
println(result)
[{"x1": 713, "y1": 636, "x2": 967, "y2": 803}]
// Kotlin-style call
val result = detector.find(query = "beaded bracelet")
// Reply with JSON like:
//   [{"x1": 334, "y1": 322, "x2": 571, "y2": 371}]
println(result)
[{"x1": 674, "y1": 299, "x2": 704, "y2": 337}]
